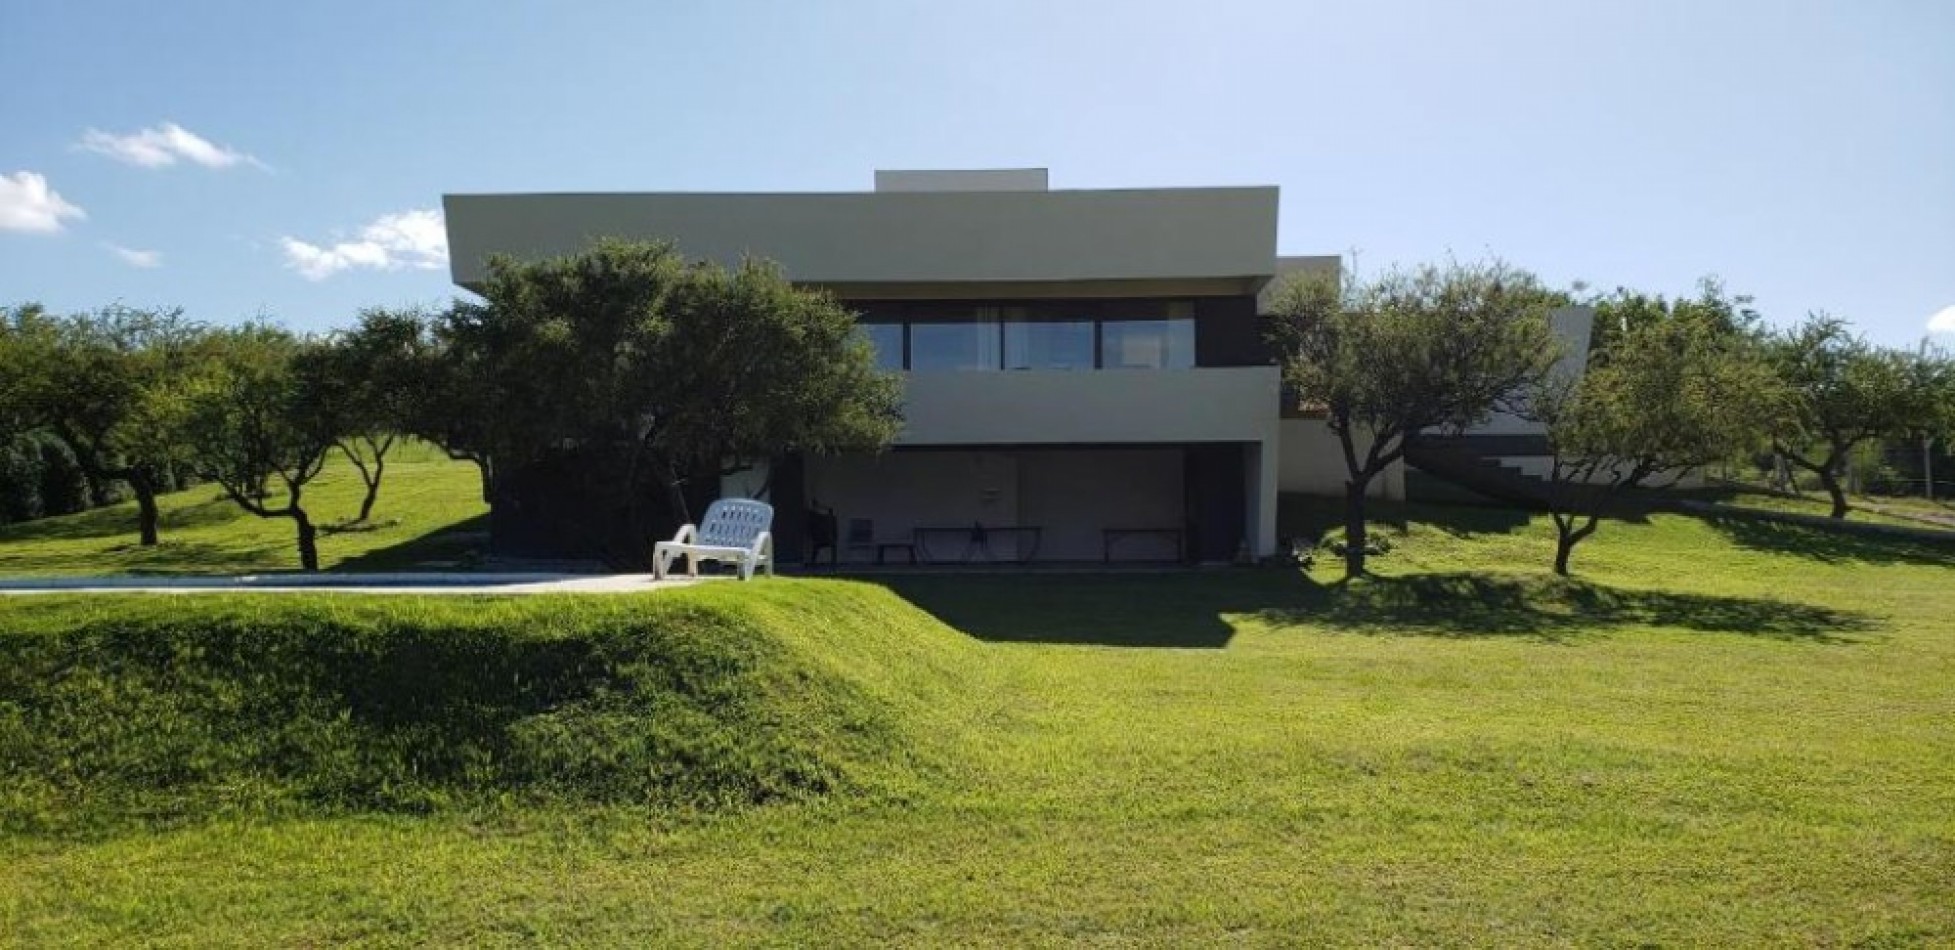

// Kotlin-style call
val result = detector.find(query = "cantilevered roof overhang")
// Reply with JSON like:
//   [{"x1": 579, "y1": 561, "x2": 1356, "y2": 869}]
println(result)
[{"x1": 442, "y1": 186, "x2": 1281, "y2": 296}]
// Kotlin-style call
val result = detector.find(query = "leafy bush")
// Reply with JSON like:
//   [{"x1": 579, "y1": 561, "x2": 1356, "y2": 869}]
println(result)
[{"x1": 0, "y1": 431, "x2": 89, "y2": 524}]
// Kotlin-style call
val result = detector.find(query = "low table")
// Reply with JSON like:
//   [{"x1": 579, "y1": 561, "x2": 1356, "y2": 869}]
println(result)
[
  {"x1": 914, "y1": 524, "x2": 1042, "y2": 564},
  {"x1": 1102, "y1": 527, "x2": 1185, "y2": 563}
]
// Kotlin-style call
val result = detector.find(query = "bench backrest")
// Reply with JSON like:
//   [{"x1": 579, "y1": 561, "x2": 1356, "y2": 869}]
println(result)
[{"x1": 697, "y1": 498, "x2": 774, "y2": 548}]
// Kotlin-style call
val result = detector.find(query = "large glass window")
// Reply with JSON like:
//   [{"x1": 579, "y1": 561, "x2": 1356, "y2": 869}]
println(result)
[
  {"x1": 909, "y1": 319, "x2": 1001, "y2": 371},
  {"x1": 857, "y1": 323, "x2": 905, "y2": 371},
  {"x1": 1100, "y1": 318, "x2": 1195, "y2": 369},
  {"x1": 851, "y1": 301, "x2": 1202, "y2": 372},
  {"x1": 1004, "y1": 320, "x2": 1094, "y2": 370}
]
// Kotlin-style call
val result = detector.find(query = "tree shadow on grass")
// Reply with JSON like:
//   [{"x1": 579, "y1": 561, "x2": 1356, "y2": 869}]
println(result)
[
  {"x1": 1276, "y1": 572, "x2": 1876, "y2": 644},
  {"x1": 1279, "y1": 495, "x2": 1535, "y2": 548},
  {"x1": 0, "y1": 494, "x2": 242, "y2": 543},
  {"x1": 883, "y1": 569, "x2": 1876, "y2": 649},
  {"x1": 0, "y1": 540, "x2": 291, "y2": 577},
  {"x1": 1700, "y1": 513, "x2": 1955, "y2": 568},
  {"x1": 1407, "y1": 502, "x2": 1540, "y2": 537},
  {"x1": 881, "y1": 574, "x2": 1273, "y2": 648},
  {"x1": 331, "y1": 514, "x2": 490, "y2": 573}
]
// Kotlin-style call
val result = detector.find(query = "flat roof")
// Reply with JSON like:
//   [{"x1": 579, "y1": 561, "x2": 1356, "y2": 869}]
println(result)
[{"x1": 443, "y1": 186, "x2": 1282, "y2": 290}]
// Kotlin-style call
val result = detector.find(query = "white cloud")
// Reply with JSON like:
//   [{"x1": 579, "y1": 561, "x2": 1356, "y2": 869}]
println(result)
[
  {"x1": 105, "y1": 243, "x2": 162, "y2": 268},
  {"x1": 1929, "y1": 305, "x2": 1955, "y2": 335},
  {"x1": 0, "y1": 171, "x2": 86, "y2": 233},
  {"x1": 279, "y1": 208, "x2": 448, "y2": 281},
  {"x1": 77, "y1": 122, "x2": 262, "y2": 170}
]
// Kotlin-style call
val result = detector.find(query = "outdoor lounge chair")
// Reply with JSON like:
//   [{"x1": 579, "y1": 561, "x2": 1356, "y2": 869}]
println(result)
[{"x1": 653, "y1": 498, "x2": 775, "y2": 581}]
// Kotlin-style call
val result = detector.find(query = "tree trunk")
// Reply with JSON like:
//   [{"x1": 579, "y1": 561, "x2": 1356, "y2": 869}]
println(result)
[
  {"x1": 1553, "y1": 528, "x2": 1575, "y2": 576},
  {"x1": 355, "y1": 454, "x2": 384, "y2": 522},
  {"x1": 293, "y1": 508, "x2": 319, "y2": 571},
  {"x1": 474, "y1": 457, "x2": 494, "y2": 503},
  {"x1": 356, "y1": 480, "x2": 380, "y2": 523},
  {"x1": 1343, "y1": 479, "x2": 1368, "y2": 578},
  {"x1": 1817, "y1": 465, "x2": 1849, "y2": 519},
  {"x1": 1924, "y1": 436, "x2": 1935, "y2": 502},
  {"x1": 129, "y1": 471, "x2": 160, "y2": 547}
]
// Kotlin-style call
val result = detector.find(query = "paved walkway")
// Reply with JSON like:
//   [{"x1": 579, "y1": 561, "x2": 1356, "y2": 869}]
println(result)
[{"x1": 0, "y1": 573, "x2": 725, "y2": 595}]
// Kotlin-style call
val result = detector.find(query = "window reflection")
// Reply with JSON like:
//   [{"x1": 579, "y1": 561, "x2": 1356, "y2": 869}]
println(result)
[
  {"x1": 1101, "y1": 319, "x2": 1194, "y2": 369},
  {"x1": 858, "y1": 323, "x2": 904, "y2": 371},
  {"x1": 859, "y1": 302, "x2": 1200, "y2": 371},
  {"x1": 910, "y1": 320, "x2": 1001, "y2": 371},
  {"x1": 1004, "y1": 320, "x2": 1094, "y2": 370}
]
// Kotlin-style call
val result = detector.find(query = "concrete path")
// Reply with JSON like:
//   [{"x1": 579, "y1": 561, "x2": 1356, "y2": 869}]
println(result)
[{"x1": 0, "y1": 572, "x2": 727, "y2": 595}]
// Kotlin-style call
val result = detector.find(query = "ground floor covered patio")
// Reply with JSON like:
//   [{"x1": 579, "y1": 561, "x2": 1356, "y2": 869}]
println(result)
[{"x1": 740, "y1": 442, "x2": 1277, "y2": 567}]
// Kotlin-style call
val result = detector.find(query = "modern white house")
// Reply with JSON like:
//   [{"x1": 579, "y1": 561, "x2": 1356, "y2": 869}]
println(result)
[{"x1": 442, "y1": 169, "x2": 1588, "y2": 565}]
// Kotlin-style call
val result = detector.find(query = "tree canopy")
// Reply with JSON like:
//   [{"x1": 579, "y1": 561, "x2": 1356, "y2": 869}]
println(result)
[
  {"x1": 1, "y1": 305, "x2": 208, "y2": 545},
  {"x1": 1538, "y1": 286, "x2": 1782, "y2": 574},
  {"x1": 1265, "y1": 259, "x2": 1562, "y2": 577},
  {"x1": 1765, "y1": 316, "x2": 1931, "y2": 517},
  {"x1": 180, "y1": 325, "x2": 339, "y2": 570},
  {"x1": 418, "y1": 239, "x2": 903, "y2": 563},
  {"x1": 306, "y1": 308, "x2": 433, "y2": 522}
]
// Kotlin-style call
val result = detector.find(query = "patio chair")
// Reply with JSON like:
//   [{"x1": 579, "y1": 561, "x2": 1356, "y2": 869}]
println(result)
[{"x1": 653, "y1": 498, "x2": 775, "y2": 581}]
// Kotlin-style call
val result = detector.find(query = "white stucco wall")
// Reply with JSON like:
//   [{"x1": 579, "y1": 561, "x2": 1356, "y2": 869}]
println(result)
[
  {"x1": 897, "y1": 367, "x2": 1281, "y2": 446},
  {"x1": 445, "y1": 187, "x2": 1279, "y2": 288},
  {"x1": 1276, "y1": 419, "x2": 1406, "y2": 500},
  {"x1": 1463, "y1": 305, "x2": 1597, "y2": 437},
  {"x1": 874, "y1": 168, "x2": 1049, "y2": 192}
]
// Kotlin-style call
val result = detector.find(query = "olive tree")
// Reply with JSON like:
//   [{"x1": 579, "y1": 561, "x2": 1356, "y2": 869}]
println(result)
[
  {"x1": 0, "y1": 305, "x2": 56, "y2": 444},
  {"x1": 0, "y1": 306, "x2": 90, "y2": 523},
  {"x1": 1536, "y1": 290, "x2": 1781, "y2": 575},
  {"x1": 1903, "y1": 340, "x2": 1954, "y2": 500},
  {"x1": 422, "y1": 239, "x2": 902, "y2": 564},
  {"x1": 9, "y1": 306, "x2": 206, "y2": 545},
  {"x1": 1265, "y1": 259, "x2": 1562, "y2": 578},
  {"x1": 308, "y1": 308, "x2": 431, "y2": 522},
  {"x1": 1766, "y1": 316, "x2": 1926, "y2": 518},
  {"x1": 181, "y1": 326, "x2": 339, "y2": 570}
]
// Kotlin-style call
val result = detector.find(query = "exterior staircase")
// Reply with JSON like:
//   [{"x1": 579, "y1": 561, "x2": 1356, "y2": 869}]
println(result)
[
  {"x1": 1404, "y1": 436, "x2": 1677, "y2": 516},
  {"x1": 1403, "y1": 436, "x2": 1557, "y2": 510}
]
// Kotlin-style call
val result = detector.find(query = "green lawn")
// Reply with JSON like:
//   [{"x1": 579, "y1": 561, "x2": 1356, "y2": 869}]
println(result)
[
  {"x1": 2, "y1": 489, "x2": 1953, "y2": 944},
  {"x1": 0, "y1": 441, "x2": 488, "y2": 576},
  {"x1": 1698, "y1": 481, "x2": 1955, "y2": 529}
]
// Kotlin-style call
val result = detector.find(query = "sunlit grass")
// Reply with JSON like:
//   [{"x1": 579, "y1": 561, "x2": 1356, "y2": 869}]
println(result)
[
  {"x1": 2, "y1": 485, "x2": 1952, "y2": 944},
  {"x1": 0, "y1": 440, "x2": 487, "y2": 576}
]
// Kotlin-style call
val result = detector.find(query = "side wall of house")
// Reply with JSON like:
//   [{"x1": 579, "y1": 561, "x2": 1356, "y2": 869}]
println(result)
[{"x1": 1276, "y1": 419, "x2": 1406, "y2": 499}]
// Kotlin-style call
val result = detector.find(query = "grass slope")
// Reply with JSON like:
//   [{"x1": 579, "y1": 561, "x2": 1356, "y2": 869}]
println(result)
[
  {"x1": 2, "y1": 501, "x2": 1953, "y2": 944},
  {"x1": 0, "y1": 583, "x2": 981, "y2": 834},
  {"x1": 0, "y1": 441, "x2": 488, "y2": 576}
]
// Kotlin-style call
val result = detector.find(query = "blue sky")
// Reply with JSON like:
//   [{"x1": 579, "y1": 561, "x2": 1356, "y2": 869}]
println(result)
[{"x1": 2, "y1": 0, "x2": 1951, "y2": 342}]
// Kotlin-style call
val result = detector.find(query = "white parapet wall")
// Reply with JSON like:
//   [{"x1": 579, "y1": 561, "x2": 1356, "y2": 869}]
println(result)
[
  {"x1": 1462, "y1": 306, "x2": 1597, "y2": 438},
  {"x1": 896, "y1": 367, "x2": 1281, "y2": 447}
]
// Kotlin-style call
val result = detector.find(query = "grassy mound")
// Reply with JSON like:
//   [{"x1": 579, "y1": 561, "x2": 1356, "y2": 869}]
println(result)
[{"x1": 0, "y1": 581, "x2": 980, "y2": 833}]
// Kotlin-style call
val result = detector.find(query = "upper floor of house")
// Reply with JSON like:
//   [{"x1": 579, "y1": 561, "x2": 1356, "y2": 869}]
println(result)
[{"x1": 442, "y1": 169, "x2": 1339, "y2": 377}]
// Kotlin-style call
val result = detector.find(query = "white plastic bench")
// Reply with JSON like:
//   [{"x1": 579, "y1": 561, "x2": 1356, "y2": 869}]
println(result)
[{"x1": 653, "y1": 498, "x2": 775, "y2": 581}]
